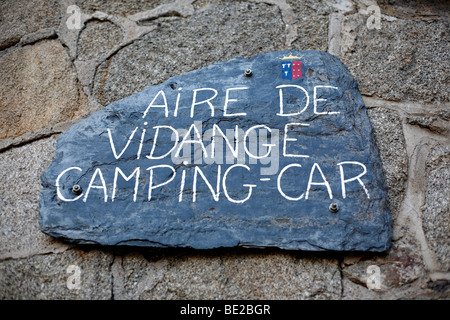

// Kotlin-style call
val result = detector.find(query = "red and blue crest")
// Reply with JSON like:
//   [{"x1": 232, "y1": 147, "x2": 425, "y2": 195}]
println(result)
[{"x1": 281, "y1": 61, "x2": 302, "y2": 80}]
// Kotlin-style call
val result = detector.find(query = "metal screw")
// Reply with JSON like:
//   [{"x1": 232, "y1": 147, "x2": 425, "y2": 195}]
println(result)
[
  {"x1": 244, "y1": 69, "x2": 252, "y2": 77},
  {"x1": 329, "y1": 203, "x2": 338, "y2": 213},
  {"x1": 72, "y1": 185, "x2": 82, "y2": 195}
]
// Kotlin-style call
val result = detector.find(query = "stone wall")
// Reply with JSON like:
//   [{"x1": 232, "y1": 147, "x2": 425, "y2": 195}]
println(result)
[{"x1": 0, "y1": 0, "x2": 448, "y2": 299}]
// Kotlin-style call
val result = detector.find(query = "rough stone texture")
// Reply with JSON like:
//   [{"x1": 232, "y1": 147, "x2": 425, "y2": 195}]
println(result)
[
  {"x1": 341, "y1": 240, "x2": 433, "y2": 299},
  {"x1": 422, "y1": 145, "x2": 450, "y2": 271},
  {"x1": 287, "y1": 0, "x2": 331, "y2": 51},
  {"x1": 377, "y1": 0, "x2": 450, "y2": 19},
  {"x1": 94, "y1": 1, "x2": 285, "y2": 106},
  {"x1": 0, "y1": 136, "x2": 68, "y2": 260},
  {"x1": 75, "y1": 0, "x2": 172, "y2": 16},
  {"x1": 0, "y1": 0, "x2": 61, "y2": 50},
  {"x1": 0, "y1": 249, "x2": 114, "y2": 299},
  {"x1": 0, "y1": 0, "x2": 449, "y2": 300},
  {"x1": 341, "y1": 14, "x2": 450, "y2": 104},
  {"x1": 77, "y1": 20, "x2": 123, "y2": 61},
  {"x1": 219, "y1": 252, "x2": 341, "y2": 299},
  {"x1": 115, "y1": 251, "x2": 341, "y2": 299},
  {"x1": 407, "y1": 114, "x2": 450, "y2": 136},
  {"x1": 367, "y1": 108, "x2": 407, "y2": 221},
  {"x1": 0, "y1": 40, "x2": 88, "y2": 140}
]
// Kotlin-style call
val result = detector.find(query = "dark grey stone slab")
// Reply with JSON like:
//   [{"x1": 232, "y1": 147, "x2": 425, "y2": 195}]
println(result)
[{"x1": 39, "y1": 51, "x2": 392, "y2": 251}]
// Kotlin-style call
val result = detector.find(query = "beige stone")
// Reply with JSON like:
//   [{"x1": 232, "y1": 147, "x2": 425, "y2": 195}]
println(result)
[
  {"x1": 0, "y1": 249, "x2": 114, "y2": 299},
  {"x1": 115, "y1": 251, "x2": 341, "y2": 300},
  {"x1": 341, "y1": 241, "x2": 437, "y2": 299},
  {"x1": 0, "y1": 0, "x2": 61, "y2": 50},
  {"x1": 0, "y1": 40, "x2": 88, "y2": 140},
  {"x1": 422, "y1": 145, "x2": 450, "y2": 271},
  {"x1": 0, "y1": 136, "x2": 69, "y2": 260}
]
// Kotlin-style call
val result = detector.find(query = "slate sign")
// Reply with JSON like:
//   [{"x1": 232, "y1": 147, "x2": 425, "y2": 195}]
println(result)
[{"x1": 39, "y1": 51, "x2": 392, "y2": 251}]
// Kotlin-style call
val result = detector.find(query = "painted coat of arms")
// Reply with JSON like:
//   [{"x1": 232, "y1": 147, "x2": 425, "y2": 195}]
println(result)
[{"x1": 280, "y1": 54, "x2": 302, "y2": 80}]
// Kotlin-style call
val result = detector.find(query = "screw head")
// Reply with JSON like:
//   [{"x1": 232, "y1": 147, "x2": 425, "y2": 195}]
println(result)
[
  {"x1": 244, "y1": 69, "x2": 252, "y2": 77},
  {"x1": 329, "y1": 203, "x2": 338, "y2": 213},
  {"x1": 72, "y1": 185, "x2": 82, "y2": 195}
]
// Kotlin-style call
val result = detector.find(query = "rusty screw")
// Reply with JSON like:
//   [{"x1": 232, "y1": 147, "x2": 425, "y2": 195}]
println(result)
[
  {"x1": 329, "y1": 203, "x2": 338, "y2": 213},
  {"x1": 244, "y1": 69, "x2": 252, "y2": 77},
  {"x1": 72, "y1": 185, "x2": 82, "y2": 195}
]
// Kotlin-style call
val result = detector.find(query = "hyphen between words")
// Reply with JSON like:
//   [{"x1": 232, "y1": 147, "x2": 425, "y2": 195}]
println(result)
[{"x1": 56, "y1": 85, "x2": 371, "y2": 204}]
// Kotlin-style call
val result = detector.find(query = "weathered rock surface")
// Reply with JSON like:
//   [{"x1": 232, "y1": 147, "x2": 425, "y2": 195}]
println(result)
[
  {"x1": 367, "y1": 108, "x2": 407, "y2": 221},
  {"x1": 1, "y1": 0, "x2": 448, "y2": 300},
  {"x1": 93, "y1": 1, "x2": 285, "y2": 106},
  {"x1": 0, "y1": 0, "x2": 61, "y2": 50},
  {"x1": 0, "y1": 40, "x2": 88, "y2": 140},
  {"x1": 0, "y1": 249, "x2": 113, "y2": 299},
  {"x1": 77, "y1": 20, "x2": 123, "y2": 61},
  {"x1": 125, "y1": 251, "x2": 341, "y2": 299},
  {"x1": 422, "y1": 145, "x2": 450, "y2": 271},
  {"x1": 0, "y1": 136, "x2": 69, "y2": 260},
  {"x1": 341, "y1": 14, "x2": 449, "y2": 104},
  {"x1": 75, "y1": 0, "x2": 172, "y2": 16}
]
